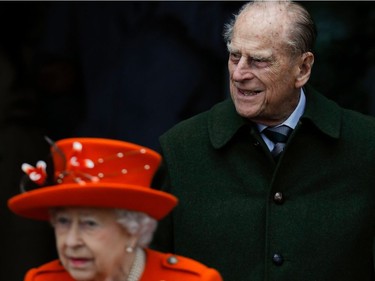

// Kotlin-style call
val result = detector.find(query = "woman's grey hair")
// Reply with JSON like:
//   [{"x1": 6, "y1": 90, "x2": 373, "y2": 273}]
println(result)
[
  {"x1": 115, "y1": 209, "x2": 158, "y2": 248},
  {"x1": 223, "y1": 0, "x2": 317, "y2": 56}
]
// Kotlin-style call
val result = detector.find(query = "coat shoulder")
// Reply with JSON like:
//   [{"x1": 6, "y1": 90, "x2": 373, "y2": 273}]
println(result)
[
  {"x1": 161, "y1": 99, "x2": 231, "y2": 140},
  {"x1": 24, "y1": 260, "x2": 74, "y2": 281}
]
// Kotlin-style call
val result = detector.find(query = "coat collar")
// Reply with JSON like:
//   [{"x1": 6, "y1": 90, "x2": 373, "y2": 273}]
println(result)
[
  {"x1": 301, "y1": 84, "x2": 341, "y2": 139},
  {"x1": 208, "y1": 98, "x2": 248, "y2": 149},
  {"x1": 208, "y1": 85, "x2": 341, "y2": 149}
]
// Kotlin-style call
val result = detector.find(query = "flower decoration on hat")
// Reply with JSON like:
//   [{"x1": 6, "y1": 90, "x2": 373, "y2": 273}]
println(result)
[
  {"x1": 58, "y1": 141, "x2": 99, "y2": 184},
  {"x1": 20, "y1": 138, "x2": 157, "y2": 191},
  {"x1": 69, "y1": 141, "x2": 95, "y2": 170},
  {"x1": 21, "y1": 161, "x2": 47, "y2": 186}
]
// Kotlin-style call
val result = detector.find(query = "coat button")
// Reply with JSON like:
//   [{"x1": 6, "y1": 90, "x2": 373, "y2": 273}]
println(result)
[
  {"x1": 167, "y1": 256, "x2": 178, "y2": 265},
  {"x1": 273, "y1": 192, "x2": 284, "y2": 204},
  {"x1": 272, "y1": 253, "x2": 284, "y2": 266},
  {"x1": 253, "y1": 141, "x2": 260, "y2": 146}
]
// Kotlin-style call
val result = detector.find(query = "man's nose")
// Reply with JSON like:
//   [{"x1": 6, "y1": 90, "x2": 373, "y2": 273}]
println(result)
[{"x1": 232, "y1": 57, "x2": 254, "y2": 81}]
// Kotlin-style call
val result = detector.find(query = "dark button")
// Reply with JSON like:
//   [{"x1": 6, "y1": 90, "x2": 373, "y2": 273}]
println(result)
[
  {"x1": 167, "y1": 256, "x2": 178, "y2": 265},
  {"x1": 253, "y1": 141, "x2": 260, "y2": 146},
  {"x1": 273, "y1": 192, "x2": 284, "y2": 204},
  {"x1": 272, "y1": 253, "x2": 284, "y2": 266}
]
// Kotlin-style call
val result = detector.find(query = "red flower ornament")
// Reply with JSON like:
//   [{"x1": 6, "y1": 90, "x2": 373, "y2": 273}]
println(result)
[
  {"x1": 67, "y1": 141, "x2": 95, "y2": 170},
  {"x1": 21, "y1": 161, "x2": 47, "y2": 186}
]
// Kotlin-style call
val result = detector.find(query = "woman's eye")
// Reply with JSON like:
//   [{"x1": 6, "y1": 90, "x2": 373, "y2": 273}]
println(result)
[
  {"x1": 54, "y1": 216, "x2": 70, "y2": 227},
  {"x1": 82, "y1": 219, "x2": 98, "y2": 228}
]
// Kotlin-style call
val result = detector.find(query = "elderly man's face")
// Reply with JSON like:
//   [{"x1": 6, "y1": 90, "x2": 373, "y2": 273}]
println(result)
[
  {"x1": 228, "y1": 4, "x2": 307, "y2": 126},
  {"x1": 51, "y1": 207, "x2": 135, "y2": 281}
]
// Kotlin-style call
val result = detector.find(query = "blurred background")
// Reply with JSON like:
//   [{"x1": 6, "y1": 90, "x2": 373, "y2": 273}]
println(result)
[{"x1": 0, "y1": 1, "x2": 374, "y2": 280}]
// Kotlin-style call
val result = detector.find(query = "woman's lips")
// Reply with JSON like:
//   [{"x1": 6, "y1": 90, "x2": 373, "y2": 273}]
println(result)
[{"x1": 68, "y1": 257, "x2": 92, "y2": 267}]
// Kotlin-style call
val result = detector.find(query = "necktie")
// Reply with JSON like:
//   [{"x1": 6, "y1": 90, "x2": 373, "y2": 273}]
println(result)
[{"x1": 263, "y1": 125, "x2": 293, "y2": 159}]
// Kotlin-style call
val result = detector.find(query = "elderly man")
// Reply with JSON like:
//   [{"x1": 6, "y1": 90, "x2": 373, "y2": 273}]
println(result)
[{"x1": 151, "y1": 1, "x2": 375, "y2": 280}]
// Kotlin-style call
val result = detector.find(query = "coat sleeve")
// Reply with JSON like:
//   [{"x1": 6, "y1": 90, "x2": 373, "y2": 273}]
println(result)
[
  {"x1": 24, "y1": 268, "x2": 38, "y2": 281},
  {"x1": 22, "y1": 260, "x2": 74, "y2": 281}
]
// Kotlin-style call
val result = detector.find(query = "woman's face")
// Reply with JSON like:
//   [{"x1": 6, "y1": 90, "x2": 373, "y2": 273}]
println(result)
[{"x1": 51, "y1": 207, "x2": 135, "y2": 281}]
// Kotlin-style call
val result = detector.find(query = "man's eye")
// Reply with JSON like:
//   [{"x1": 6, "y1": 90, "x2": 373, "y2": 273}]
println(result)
[
  {"x1": 230, "y1": 53, "x2": 241, "y2": 62},
  {"x1": 251, "y1": 58, "x2": 270, "y2": 68}
]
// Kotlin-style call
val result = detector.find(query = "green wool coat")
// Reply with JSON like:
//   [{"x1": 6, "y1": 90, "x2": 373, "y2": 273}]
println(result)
[{"x1": 151, "y1": 86, "x2": 375, "y2": 281}]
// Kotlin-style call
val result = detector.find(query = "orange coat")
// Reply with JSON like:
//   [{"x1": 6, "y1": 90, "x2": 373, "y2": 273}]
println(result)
[{"x1": 24, "y1": 248, "x2": 222, "y2": 281}]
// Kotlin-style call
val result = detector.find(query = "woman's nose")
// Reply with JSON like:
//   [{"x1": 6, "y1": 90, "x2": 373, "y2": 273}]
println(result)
[{"x1": 65, "y1": 223, "x2": 83, "y2": 247}]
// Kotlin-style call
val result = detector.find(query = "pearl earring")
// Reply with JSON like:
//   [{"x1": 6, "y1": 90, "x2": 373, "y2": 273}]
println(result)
[{"x1": 126, "y1": 246, "x2": 134, "y2": 253}]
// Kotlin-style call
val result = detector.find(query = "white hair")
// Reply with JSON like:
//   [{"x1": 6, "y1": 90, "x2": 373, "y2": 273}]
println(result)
[
  {"x1": 223, "y1": 0, "x2": 317, "y2": 56},
  {"x1": 115, "y1": 209, "x2": 158, "y2": 248}
]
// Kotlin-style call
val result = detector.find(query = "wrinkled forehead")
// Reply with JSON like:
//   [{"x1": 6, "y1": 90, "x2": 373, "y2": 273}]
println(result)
[{"x1": 233, "y1": 2, "x2": 291, "y2": 45}]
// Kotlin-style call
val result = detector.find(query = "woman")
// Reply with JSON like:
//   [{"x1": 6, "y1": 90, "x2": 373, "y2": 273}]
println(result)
[{"x1": 8, "y1": 138, "x2": 222, "y2": 281}]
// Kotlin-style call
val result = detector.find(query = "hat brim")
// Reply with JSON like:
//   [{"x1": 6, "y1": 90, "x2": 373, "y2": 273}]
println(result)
[{"x1": 8, "y1": 183, "x2": 178, "y2": 221}]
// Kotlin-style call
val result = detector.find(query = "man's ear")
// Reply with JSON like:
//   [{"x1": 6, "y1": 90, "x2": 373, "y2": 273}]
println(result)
[{"x1": 295, "y1": 52, "x2": 314, "y2": 88}]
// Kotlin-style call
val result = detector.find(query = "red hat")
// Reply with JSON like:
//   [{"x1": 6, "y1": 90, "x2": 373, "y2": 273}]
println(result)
[{"x1": 8, "y1": 138, "x2": 177, "y2": 221}]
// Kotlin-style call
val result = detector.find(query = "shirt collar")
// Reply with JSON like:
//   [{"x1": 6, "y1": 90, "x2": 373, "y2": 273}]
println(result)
[{"x1": 257, "y1": 89, "x2": 306, "y2": 132}]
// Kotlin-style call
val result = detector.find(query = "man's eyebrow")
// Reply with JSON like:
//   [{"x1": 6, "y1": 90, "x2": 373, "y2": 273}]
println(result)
[
  {"x1": 251, "y1": 54, "x2": 272, "y2": 61},
  {"x1": 227, "y1": 44, "x2": 238, "y2": 52}
]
